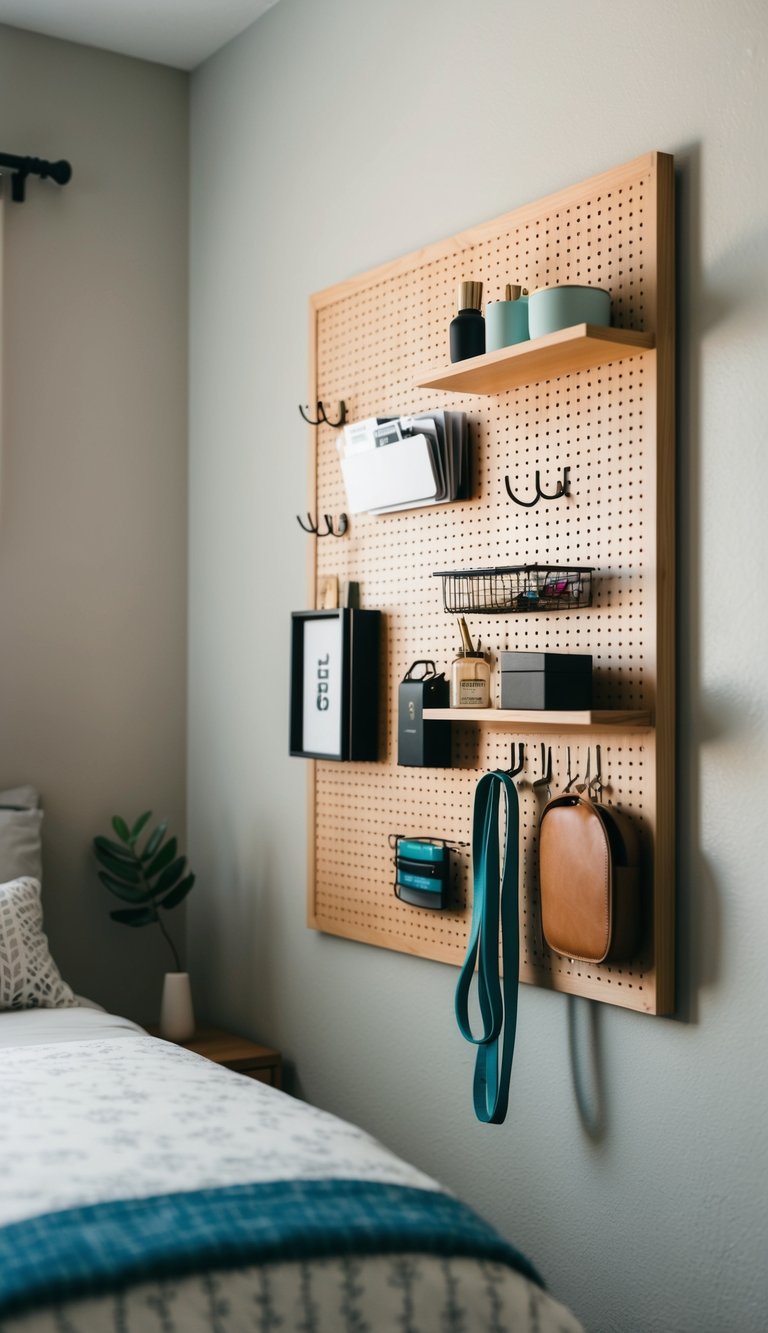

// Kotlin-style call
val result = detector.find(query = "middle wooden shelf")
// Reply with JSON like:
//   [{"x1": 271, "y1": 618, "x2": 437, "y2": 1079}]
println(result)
[
  {"x1": 423, "y1": 708, "x2": 652, "y2": 733},
  {"x1": 416, "y1": 323, "x2": 655, "y2": 394}
]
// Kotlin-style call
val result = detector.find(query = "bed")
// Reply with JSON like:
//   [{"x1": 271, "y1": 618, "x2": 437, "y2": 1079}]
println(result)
[{"x1": 0, "y1": 788, "x2": 583, "y2": 1332}]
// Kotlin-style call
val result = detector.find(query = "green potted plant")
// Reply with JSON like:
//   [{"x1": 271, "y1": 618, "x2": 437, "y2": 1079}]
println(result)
[{"x1": 94, "y1": 812, "x2": 196, "y2": 1039}]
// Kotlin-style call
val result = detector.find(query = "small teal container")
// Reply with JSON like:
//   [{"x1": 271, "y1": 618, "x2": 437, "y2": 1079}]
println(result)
[
  {"x1": 528, "y1": 284, "x2": 611, "y2": 339},
  {"x1": 486, "y1": 284, "x2": 529, "y2": 351}
]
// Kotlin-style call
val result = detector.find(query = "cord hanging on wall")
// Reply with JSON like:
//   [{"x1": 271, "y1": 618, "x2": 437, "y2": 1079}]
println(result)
[
  {"x1": 504, "y1": 466, "x2": 571, "y2": 507},
  {"x1": 0, "y1": 151, "x2": 72, "y2": 203}
]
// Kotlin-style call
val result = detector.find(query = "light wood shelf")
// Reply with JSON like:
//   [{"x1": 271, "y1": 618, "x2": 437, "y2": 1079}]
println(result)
[
  {"x1": 424, "y1": 708, "x2": 652, "y2": 733},
  {"x1": 416, "y1": 324, "x2": 655, "y2": 394}
]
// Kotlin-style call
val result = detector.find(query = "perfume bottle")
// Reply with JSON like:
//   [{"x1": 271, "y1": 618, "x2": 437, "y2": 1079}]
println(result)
[
  {"x1": 449, "y1": 281, "x2": 485, "y2": 363},
  {"x1": 450, "y1": 618, "x2": 491, "y2": 708},
  {"x1": 486, "y1": 283, "x2": 530, "y2": 351}
]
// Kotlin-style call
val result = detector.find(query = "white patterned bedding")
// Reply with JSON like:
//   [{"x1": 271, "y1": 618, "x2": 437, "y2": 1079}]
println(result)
[{"x1": 0, "y1": 1010, "x2": 583, "y2": 1332}]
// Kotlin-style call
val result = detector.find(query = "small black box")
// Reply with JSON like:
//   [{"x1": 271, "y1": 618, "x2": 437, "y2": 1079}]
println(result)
[
  {"x1": 398, "y1": 664, "x2": 451, "y2": 767},
  {"x1": 500, "y1": 651, "x2": 592, "y2": 710}
]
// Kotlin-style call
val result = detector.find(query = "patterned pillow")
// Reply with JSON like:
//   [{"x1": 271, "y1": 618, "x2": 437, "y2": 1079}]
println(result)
[{"x1": 0, "y1": 878, "x2": 76, "y2": 1011}]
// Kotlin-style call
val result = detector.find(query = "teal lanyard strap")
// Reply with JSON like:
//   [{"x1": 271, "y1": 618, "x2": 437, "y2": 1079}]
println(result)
[{"x1": 454, "y1": 771, "x2": 520, "y2": 1125}]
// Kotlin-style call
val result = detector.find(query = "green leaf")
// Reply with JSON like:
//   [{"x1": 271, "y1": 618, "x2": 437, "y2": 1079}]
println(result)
[
  {"x1": 112, "y1": 815, "x2": 131, "y2": 844},
  {"x1": 94, "y1": 846, "x2": 144, "y2": 883},
  {"x1": 110, "y1": 907, "x2": 157, "y2": 927},
  {"x1": 130, "y1": 811, "x2": 152, "y2": 844},
  {"x1": 146, "y1": 837, "x2": 178, "y2": 881},
  {"x1": 141, "y1": 821, "x2": 168, "y2": 862},
  {"x1": 98, "y1": 871, "x2": 152, "y2": 904},
  {"x1": 94, "y1": 836, "x2": 140, "y2": 866},
  {"x1": 153, "y1": 856, "x2": 186, "y2": 898},
  {"x1": 159, "y1": 873, "x2": 195, "y2": 911}
]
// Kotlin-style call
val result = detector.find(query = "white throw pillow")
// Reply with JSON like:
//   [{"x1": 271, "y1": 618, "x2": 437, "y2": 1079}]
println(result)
[
  {"x1": 0, "y1": 786, "x2": 40, "y2": 810},
  {"x1": 0, "y1": 877, "x2": 76, "y2": 1010},
  {"x1": 0, "y1": 807, "x2": 43, "y2": 882}
]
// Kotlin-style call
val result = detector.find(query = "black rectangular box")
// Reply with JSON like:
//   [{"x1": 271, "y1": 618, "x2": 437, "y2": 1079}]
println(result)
[
  {"x1": 398, "y1": 670, "x2": 451, "y2": 767},
  {"x1": 500, "y1": 651, "x2": 592, "y2": 710}
]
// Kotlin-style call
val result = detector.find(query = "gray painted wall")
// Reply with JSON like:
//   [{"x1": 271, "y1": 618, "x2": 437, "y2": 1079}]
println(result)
[
  {"x1": 0, "y1": 26, "x2": 189, "y2": 1019},
  {"x1": 188, "y1": 1, "x2": 768, "y2": 1329}
]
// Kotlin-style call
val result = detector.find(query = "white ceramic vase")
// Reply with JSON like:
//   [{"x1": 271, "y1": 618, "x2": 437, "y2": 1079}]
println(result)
[{"x1": 159, "y1": 971, "x2": 195, "y2": 1041}]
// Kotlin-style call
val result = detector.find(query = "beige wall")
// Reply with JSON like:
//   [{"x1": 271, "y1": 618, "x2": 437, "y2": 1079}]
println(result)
[
  {"x1": 0, "y1": 26, "x2": 188, "y2": 1019},
  {"x1": 188, "y1": 1, "x2": 768, "y2": 1329}
]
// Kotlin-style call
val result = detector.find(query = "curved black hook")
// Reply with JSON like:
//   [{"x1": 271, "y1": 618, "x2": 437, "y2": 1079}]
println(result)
[
  {"x1": 564, "y1": 745, "x2": 580, "y2": 793},
  {"x1": 504, "y1": 475, "x2": 539, "y2": 507},
  {"x1": 532, "y1": 743, "x2": 553, "y2": 798},
  {"x1": 505, "y1": 743, "x2": 525, "y2": 777},
  {"x1": 504, "y1": 466, "x2": 571, "y2": 507},
  {"x1": 296, "y1": 511, "x2": 349, "y2": 538},
  {"x1": 538, "y1": 466, "x2": 571, "y2": 501},
  {"x1": 299, "y1": 402, "x2": 324, "y2": 426},
  {"x1": 321, "y1": 513, "x2": 349, "y2": 538},
  {"x1": 321, "y1": 401, "x2": 347, "y2": 428},
  {"x1": 298, "y1": 400, "x2": 347, "y2": 429}
]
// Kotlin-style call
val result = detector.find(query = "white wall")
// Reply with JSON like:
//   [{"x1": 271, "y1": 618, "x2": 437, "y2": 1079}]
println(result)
[
  {"x1": 188, "y1": 2, "x2": 768, "y2": 1329},
  {"x1": 0, "y1": 26, "x2": 189, "y2": 1018}
]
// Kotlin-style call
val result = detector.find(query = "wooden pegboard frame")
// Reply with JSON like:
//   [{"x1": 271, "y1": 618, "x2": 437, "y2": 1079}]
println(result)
[{"x1": 303, "y1": 152, "x2": 675, "y2": 1016}]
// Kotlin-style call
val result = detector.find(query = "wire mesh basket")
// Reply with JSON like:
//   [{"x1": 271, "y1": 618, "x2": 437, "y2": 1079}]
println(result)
[{"x1": 433, "y1": 565, "x2": 594, "y2": 614}]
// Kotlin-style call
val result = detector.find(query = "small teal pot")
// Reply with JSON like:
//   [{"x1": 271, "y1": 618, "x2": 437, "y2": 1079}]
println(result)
[
  {"x1": 486, "y1": 297, "x2": 529, "y2": 351},
  {"x1": 528, "y1": 285, "x2": 611, "y2": 339}
]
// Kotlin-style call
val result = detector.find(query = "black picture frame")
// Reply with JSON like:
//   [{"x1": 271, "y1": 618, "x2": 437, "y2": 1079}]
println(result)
[{"x1": 290, "y1": 609, "x2": 380, "y2": 761}]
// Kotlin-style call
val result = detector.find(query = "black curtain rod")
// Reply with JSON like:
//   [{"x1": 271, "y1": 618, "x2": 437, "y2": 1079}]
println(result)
[{"x1": 0, "y1": 151, "x2": 72, "y2": 203}]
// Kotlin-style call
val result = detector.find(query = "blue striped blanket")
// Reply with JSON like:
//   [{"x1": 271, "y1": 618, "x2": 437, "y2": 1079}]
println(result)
[{"x1": 0, "y1": 1178, "x2": 543, "y2": 1319}]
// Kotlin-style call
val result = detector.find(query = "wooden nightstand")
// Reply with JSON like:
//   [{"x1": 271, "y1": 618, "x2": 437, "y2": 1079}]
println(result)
[{"x1": 151, "y1": 1024, "x2": 282, "y2": 1088}]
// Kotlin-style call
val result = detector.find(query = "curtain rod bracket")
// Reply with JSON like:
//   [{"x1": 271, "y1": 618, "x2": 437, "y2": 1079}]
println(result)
[{"x1": 0, "y1": 152, "x2": 72, "y2": 204}]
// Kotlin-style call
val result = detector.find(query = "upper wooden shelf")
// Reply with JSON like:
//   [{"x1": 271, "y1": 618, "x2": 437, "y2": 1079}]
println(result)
[
  {"x1": 416, "y1": 324, "x2": 655, "y2": 394},
  {"x1": 424, "y1": 708, "x2": 652, "y2": 733}
]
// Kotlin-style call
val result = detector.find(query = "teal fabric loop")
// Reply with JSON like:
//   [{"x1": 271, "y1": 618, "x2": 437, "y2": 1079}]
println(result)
[{"x1": 454, "y1": 771, "x2": 520, "y2": 1125}]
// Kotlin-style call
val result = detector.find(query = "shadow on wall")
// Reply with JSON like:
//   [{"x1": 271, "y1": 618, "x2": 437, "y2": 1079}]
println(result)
[
  {"x1": 674, "y1": 140, "x2": 726, "y2": 1027},
  {"x1": 670, "y1": 140, "x2": 768, "y2": 1021},
  {"x1": 567, "y1": 996, "x2": 606, "y2": 1142}
]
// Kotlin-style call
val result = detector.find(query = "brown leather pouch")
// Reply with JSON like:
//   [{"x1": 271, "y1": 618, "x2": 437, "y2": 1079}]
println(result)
[{"x1": 538, "y1": 793, "x2": 641, "y2": 963}]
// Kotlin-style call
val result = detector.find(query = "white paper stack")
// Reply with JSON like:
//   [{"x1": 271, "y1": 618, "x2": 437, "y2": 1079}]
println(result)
[{"x1": 337, "y1": 413, "x2": 469, "y2": 515}]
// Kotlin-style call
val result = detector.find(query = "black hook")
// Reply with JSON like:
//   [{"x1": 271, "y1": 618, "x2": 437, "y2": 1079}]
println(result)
[
  {"x1": 298, "y1": 400, "x2": 347, "y2": 428},
  {"x1": 322, "y1": 513, "x2": 348, "y2": 537},
  {"x1": 576, "y1": 748, "x2": 592, "y2": 795},
  {"x1": 504, "y1": 475, "x2": 538, "y2": 508},
  {"x1": 321, "y1": 402, "x2": 347, "y2": 428},
  {"x1": 588, "y1": 744, "x2": 604, "y2": 800},
  {"x1": 295, "y1": 511, "x2": 348, "y2": 537},
  {"x1": 505, "y1": 743, "x2": 525, "y2": 777},
  {"x1": 538, "y1": 466, "x2": 571, "y2": 500},
  {"x1": 504, "y1": 466, "x2": 571, "y2": 507},
  {"x1": 532, "y1": 743, "x2": 553, "y2": 797},
  {"x1": 564, "y1": 745, "x2": 580, "y2": 793}
]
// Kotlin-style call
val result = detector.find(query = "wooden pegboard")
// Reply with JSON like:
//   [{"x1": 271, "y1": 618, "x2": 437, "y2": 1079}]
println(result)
[{"x1": 304, "y1": 152, "x2": 675, "y2": 1015}]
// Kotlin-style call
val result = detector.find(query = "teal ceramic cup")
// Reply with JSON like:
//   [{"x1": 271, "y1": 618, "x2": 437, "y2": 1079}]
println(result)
[
  {"x1": 486, "y1": 297, "x2": 529, "y2": 351},
  {"x1": 528, "y1": 285, "x2": 611, "y2": 339}
]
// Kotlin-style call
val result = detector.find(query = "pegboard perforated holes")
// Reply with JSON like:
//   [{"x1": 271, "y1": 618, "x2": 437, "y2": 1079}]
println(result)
[{"x1": 310, "y1": 158, "x2": 669, "y2": 1015}]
